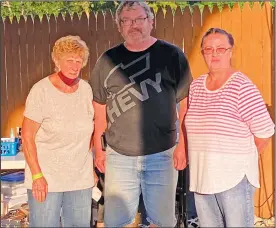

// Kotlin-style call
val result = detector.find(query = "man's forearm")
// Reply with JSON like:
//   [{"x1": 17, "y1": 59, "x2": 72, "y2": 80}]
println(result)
[
  {"x1": 93, "y1": 122, "x2": 106, "y2": 153},
  {"x1": 93, "y1": 101, "x2": 107, "y2": 153},
  {"x1": 177, "y1": 98, "x2": 188, "y2": 148}
]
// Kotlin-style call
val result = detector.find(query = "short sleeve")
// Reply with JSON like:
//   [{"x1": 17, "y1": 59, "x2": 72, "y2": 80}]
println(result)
[
  {"x1": 82, "y1": 80, "x2": 93, "y2": 101},
  {"x1": 174, "y1": 50, "x2": 193, "y2": 103},
  {"x1": 188, "y1": 80, "x2": 196, "y2": 107},
  {"x1": 238, "y1": 81, "x2": 275, "y2": 138},
  {"x1": 24, "y1": 84, "x2": 45, "y2": 123},
  {"x1": 88, "y1": 54, "x2": 108, "y2": 104}
]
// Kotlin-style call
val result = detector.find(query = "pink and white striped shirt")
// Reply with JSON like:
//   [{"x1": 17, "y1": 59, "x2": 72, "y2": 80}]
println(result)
[{"x1": 185, "y1": 72, "x2": 274, "y2": 194}]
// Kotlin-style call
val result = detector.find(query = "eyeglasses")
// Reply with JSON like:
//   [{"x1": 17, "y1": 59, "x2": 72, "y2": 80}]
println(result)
[
  {"x1": 201, "y1": 47, "x2": 232, "y2": 55},
  {"x1": 120, "y1": 17, "x2": 148, "y2": 26}
]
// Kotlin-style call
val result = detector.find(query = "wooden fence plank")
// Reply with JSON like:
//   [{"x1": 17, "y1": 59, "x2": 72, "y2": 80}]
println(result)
[
  {"x1": 19, "y1": 16, "x2": 29, "y2": 102},
  {"x1": 240, "y1": 3, "x2": 252, "y2": 78},
  {"x1": 49, "y1": 14, "x2": 57, "y2": 73},
  {"x1": 26, "y1": 15, "x2": 35, "y2": 92},
  {"x1": 41, "y1": 15, "x2": 51, "y2": 79},
  {"x1": 173, "y1": 7, "x2": 183, "y2": 50},
  {"x1": 190, "y1": 7, "x2": 205, "y2": 77},
  {"x1": 230, "y1": 3, "x2": 242, "y2": 70},
  {"x1": 155, "y1": 8, "x2": 165, "y2": 40},
  {"x1": 4, "y1": 17, "x2": 14, "y2": 135},
  {"x1": 250, "y1": 2, "x2": 263, "y2": 93},
  {"x1": 201, "y1": 5, "x2": 212, "y2": 41},
  {"x1": 10, "y1": 17, "x2": 21, "y2": 109},
  {"x1": 64, "y1": 13, "x2": 73, "y2": 35},
  {"x1": 261, "y1": 2, "x2": 273, "y2": 104},
  {"x1": 210, "y1": 5, "x2": 221, "y2": 28},
  {"x1": 97, "y1": 11, "x2": 106, "y2": 57},
  {"x1": 192, "y1": 6, "x2": 201, "y2": 57},
  {"x1": 105, "y1": 10, "x2": 115, "y2": 49},
  {"x1": 182, "y1": 7, "x2": 193, "y2": 56},
  {"x1": 1, "y1": 17, "x2": 8, "y2": 136},
  {"x1": 56, "y1": 13, "x2": 66, "y2": 40},
  {"x1": 221, "y1": 5, "x2": 232, "y2": 33},
  {"x1": 164, "y1": 6, "x2": 173, "y2": 44},
  {"x1": 71, "y1": 13, "x2": 80, "y2": 36},
  {"x1": 33, "y1": 15, "x2": 43, "y2": 85},
  {"x1": 79, "y1": 13, "x2": 90, "y2": 80},
  {"x1": 101, "y1": 11, "x2": 109, "y2": 51},
  {"x1": 88, "y1": 11, "x2": 97, "y2": 69}
]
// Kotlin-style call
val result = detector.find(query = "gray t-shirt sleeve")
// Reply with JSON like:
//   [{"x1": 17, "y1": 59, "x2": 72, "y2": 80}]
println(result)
[
  {"x1": 89, "y1": 54, "x2": 107, "y2": 105},
  {"x1": 24, "y1": 84, "x2": 45, "y2": 123},
  {"x1": 175, "y1": 51, "x2": 193, "y2": 103}
]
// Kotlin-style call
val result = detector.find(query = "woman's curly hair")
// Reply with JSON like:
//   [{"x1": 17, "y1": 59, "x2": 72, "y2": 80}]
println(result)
[{"x1": 51, "y1": 35, "x2": 89, "y2": 72}]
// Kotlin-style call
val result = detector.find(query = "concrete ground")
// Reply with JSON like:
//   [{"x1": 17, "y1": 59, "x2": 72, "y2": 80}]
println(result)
[{"x1": 254, "y1": 216, "x2": 275, "y2": 227}]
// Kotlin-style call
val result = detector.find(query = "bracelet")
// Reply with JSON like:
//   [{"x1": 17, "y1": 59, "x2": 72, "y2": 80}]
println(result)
[{"x1": 32, "y1": 172, "x2": 43, "y2": 181}]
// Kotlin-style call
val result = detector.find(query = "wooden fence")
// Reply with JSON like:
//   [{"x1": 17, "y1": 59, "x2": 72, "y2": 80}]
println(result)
[{"x1": 1, "y1": 2, "x2": 274, "y2": 218}]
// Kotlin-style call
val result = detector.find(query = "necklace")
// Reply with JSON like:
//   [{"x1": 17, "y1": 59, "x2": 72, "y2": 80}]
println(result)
[{"x1": 58, "y1": 71, "x2": 79, "y2": 87}]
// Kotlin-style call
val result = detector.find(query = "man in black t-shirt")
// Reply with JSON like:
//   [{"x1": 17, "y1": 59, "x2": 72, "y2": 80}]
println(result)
[{"x1": 89, "y1": 1, "x2": 192, "y2": 227}]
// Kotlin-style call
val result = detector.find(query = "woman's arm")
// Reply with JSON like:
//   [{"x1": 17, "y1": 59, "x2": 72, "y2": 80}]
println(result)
[
  {"x1": 254, "y1": 136, "x2": 272, "y2": 154},
  {"x1": 22, "y1": 117, "x2": 42, "y2": 175},
  {"x1": 22, "y1": 117, "x2": 48, "y2": 202}
]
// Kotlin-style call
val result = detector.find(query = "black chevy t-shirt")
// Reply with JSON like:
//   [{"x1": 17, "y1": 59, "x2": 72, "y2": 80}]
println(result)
[{"x1": 89, "y1": 40, "x2": 192, "y2": 156}]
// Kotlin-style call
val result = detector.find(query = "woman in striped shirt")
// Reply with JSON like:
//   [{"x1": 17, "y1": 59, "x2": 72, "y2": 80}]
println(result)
[{"x1": 185, "y1": 28, "x2": 274, "y2": 227}]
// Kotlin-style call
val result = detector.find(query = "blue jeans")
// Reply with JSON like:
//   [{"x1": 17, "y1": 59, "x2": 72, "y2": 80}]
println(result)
[
  {"x1": 194, "y1": 176, "x2": 255, "y2": 227},
  {"x1": 104, "y1": 145, "x2": 178, "y2": 227},
  {"x1": 27, "y1": 188, "x2": 92, "y2": 227}
]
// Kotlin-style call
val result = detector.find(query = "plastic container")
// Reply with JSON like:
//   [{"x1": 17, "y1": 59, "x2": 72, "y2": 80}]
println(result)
[
  {"x1": 1, "y1": 180, "x2": 25, "y2": 197},
  {"x1": 1, "y1": 171, "x2": 25, "y2": 182},
  {"x1": 1, "y1": 138, "x2": 20, "y2": 156}
]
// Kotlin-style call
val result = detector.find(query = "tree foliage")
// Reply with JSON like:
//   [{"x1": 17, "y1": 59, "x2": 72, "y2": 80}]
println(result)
[{"x1": 1, "y1": 1, "x2": 275, "y2": 19}]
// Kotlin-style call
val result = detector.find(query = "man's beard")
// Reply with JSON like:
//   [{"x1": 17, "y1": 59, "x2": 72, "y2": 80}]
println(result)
[
  {"x1": 127, "y1": 29, "x2": 146, "y2": 41},
  {"x1": 128, "y1": 28, "x2": 142, "y2": 34}
]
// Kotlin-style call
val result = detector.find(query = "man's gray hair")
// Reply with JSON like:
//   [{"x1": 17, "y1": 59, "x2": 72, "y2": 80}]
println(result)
[{"x1": 115, "y1": 1, "x2": 154, "y2": 25}]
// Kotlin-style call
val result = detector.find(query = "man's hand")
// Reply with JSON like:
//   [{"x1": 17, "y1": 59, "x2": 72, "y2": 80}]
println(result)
[
  {"x1": 32, "y1": 176, "x2": 48, "y2": 202},
  {"x1": 173, "y1": 145, "x2": 188, "y2": 170},
  {"x1": 174, "y1": 98, "x2": 188, "y2": 170},
  {"x1": 95, "y1": 151, "x2": 106, "y2": 173},
  {"x1": 93, "y1": 170, "x2": 99, "y2": 186}
]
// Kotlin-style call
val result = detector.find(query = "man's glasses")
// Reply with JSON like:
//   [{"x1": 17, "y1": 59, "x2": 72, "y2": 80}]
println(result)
[
  {"x1": 120, "y1": 17, "x2": 148, "y2": 26},
  {"x1": 201, "y1": 47, "x2": 232, "y2": 55}
]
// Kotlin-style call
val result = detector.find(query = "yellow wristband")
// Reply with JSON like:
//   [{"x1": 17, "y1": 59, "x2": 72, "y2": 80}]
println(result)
[{"x1": 32, "y1": 172, "x2": 43, "y2": 181}]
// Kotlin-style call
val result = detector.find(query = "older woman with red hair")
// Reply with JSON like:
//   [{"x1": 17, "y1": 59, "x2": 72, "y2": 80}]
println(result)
[{"x1": 22, "y1": 35, "x2": 95, "y2": 227}]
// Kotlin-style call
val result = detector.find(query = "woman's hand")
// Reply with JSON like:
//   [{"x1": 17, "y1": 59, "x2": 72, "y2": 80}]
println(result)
[{"x1": 32, "y1": 177, "x2": 48, "y2": 202}]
